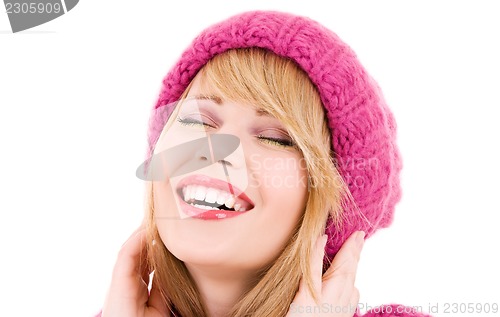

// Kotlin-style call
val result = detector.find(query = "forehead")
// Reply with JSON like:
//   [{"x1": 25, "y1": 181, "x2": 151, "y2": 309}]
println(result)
[{"x1": 185, "y1": 76, "x2": 274, "y2": 117}]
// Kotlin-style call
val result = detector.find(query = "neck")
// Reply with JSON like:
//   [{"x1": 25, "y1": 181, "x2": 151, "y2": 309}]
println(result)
[{"x1": 185, "y1": 263, "x2": 257, "y2": 317}]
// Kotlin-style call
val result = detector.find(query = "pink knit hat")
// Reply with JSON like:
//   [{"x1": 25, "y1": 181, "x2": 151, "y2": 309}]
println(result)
[{"x1": 145, "y1": 10, "x2": 402, "y2": 265}]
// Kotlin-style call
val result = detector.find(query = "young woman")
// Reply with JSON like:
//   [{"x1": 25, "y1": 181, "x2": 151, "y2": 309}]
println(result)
[{"x1": 99, "y1": 10, "x2": 430, "y2": 317}]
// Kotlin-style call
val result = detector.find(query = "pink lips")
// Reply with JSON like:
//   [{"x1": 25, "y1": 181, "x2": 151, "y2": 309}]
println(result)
[{"x1": 176, "y1": 174, "x2": 254, "y2": 220}]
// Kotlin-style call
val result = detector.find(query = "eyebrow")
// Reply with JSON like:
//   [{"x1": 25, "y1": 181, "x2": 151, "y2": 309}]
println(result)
[
  {"x1": 190, "y1": 94, "x2": 273, "y2": 117},
  {"x1": 191, "y1": 94, "x2": 223, "y2": 105},
  {"x1": 255, "y1": 108, "x2": 272, "y2": 117}
]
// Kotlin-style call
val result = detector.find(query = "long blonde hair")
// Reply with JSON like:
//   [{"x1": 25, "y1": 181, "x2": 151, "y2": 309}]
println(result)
[{"x1": 144, "y1": 48, "x2": 353, "y2": 316}]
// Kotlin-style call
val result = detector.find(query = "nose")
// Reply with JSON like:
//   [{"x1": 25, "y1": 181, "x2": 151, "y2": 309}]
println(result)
[{"x1": 195, "y1": 133, "x2": 244, "y2": 170}]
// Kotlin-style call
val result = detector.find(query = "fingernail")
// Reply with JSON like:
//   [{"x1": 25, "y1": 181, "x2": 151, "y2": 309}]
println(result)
[
  {"x1": 356, "y1": 231, "x2": 366, "y2": 248},
  {"x1": 315, "y1": 234, "x2": 327, "y2": 253},
  {"x1": 322, "y1": 234, "x2": 328, "y2": 248}
]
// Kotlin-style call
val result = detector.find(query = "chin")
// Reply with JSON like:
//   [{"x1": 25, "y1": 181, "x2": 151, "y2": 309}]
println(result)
[
  {"x1": 171, "y1": 241, "x2": 276, "y2": 274},
  {"x1": 171, "y1": 247, "x2": 237, "y2": 267},
  {"x1": 162, "y1": 231, "x2": 234, "y2": 262}
]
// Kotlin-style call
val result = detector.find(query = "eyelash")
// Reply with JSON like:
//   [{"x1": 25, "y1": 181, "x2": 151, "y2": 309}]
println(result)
[
  {"x1": 177, "y1": 117, "x2": 213, "y2": 128},
  {"x1": 177, "y1": 117, "x2": 296, "y2": 148},
  {"x1": 256, "y1": 135, "x2": 295, "y2": 147}
]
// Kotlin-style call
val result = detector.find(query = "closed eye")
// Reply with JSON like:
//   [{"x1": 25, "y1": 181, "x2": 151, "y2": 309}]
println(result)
[
  {"x1": 257, "y1": 135, "x2": 296, "y2": 148},
  {"x1": 177, "y1": 117, "x2": 215, "y2": 128},
  {"x1": 178, "y1": 117, "x2": 296, "y2": 148}
]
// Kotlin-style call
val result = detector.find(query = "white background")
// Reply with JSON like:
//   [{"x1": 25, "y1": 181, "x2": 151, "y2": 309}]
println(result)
[{"x1": 1, "y1": 1, "x2": 499, "y2": 316}]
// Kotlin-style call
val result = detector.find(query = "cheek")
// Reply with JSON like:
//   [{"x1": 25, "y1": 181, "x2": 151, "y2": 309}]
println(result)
[
  {"x1": 152, "y1": 183, "x2": 182, "y2": 250},
  {"x1": 265, "y1": 164, "x2": 308, "y2": 223},
  {"x1": 153, "y1": 181, "x2": 177, "y2": 217},
  {"x1": 252, "y1": 154, "x2": 309, "y2": 202},
  {"x1": 246, "y1": 155, "x2": 309, "y2": 258}
]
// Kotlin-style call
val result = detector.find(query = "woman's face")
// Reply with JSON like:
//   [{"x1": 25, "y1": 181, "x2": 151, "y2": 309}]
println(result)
[{"x1": 152, "y1": 76, "x2": 309, "y2": 272}]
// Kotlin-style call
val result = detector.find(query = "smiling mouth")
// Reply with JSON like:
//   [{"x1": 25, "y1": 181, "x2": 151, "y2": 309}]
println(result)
[
  {"x1": 174, "y1": 175, "x2": 255, "y2": 220},
  {"x1": 176, "y1": 185, "x2": 254, "y2": 213}
]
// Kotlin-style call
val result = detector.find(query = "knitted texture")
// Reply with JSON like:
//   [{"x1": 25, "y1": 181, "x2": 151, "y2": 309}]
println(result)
[{"x1": 146, "y1": 10, "x2": 403, "y2": 264}]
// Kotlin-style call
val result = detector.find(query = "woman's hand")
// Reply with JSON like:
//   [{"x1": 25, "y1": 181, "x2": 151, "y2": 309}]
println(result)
[
  {"x1": 101, "y1": 225, "x2": 168, "y2": 317},
  {"x1": 287, "y1": 231, "x2": 365, "y2": 317}
]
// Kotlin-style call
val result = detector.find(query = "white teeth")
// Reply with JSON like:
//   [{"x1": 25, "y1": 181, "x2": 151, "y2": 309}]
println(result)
[
  {"x1": 189, "y1": 185, "x2": 197, "y2": 200},
  {"x1": 195, "y1": 186, "x2": 206, "y2": 201},
  {"x1": 225, "y1": 196, "x2": 235, "y2": 209},
  {"x1": 216, "y1": 191, "x2": 228, "y2": 205},
  {"x1": 205, "y1": 188, "x2": 218, "y2": 203},
  {"x1": 183, "y1": 186, "x2": 190, "y2": 202},
  {"x1": 180, "y1": 185, "x2": 250, "y2": 212},
  {"x1": 193, "y1": 203, "x2": 213, "y2": 210}
]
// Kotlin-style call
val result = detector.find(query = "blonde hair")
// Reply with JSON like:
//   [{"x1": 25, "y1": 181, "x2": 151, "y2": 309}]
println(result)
[{"x1": 144, "y1": 48, "x2": 353, "y2": 316}]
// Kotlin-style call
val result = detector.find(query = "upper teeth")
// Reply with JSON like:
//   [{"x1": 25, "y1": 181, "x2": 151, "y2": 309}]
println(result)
[{"x1": 181, "y1": 185, "x2": 246, "y2": 212}]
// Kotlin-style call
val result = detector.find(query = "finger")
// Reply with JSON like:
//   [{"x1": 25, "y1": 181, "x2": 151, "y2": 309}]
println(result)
[
  {"x1": 311, "y1": 234, "x2": 328, "y2": 294},
  {"x1": 296, "y1": 234, "x2": 328, "y2": 303},
  {"x1": 146, "y1": 271, "x2": 169, "y2": 316},
  {"x1": 324, "y1": 231, "x2": 364, "y2": 279},
  {"x1": 102, "y1": 225, "x2": 150, "y2": 316},
  {"x1": 139, "y1": 238, "x2": 152, "y2": 287},
  {"x1": 140, "y1": 247, "x2": 151, "y2": 287},
  {"x1": 322, "y1": 231, "x2": 364, "y2": 297}
]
